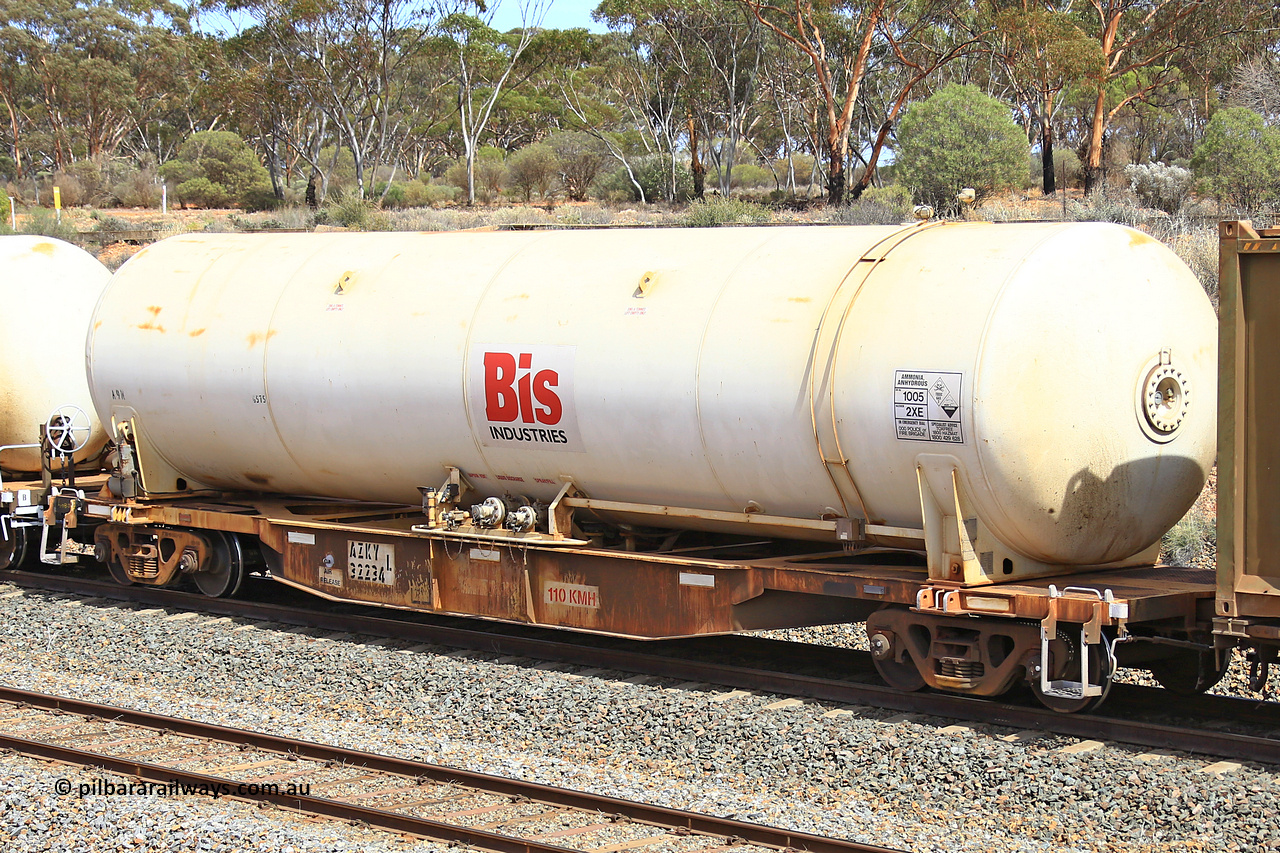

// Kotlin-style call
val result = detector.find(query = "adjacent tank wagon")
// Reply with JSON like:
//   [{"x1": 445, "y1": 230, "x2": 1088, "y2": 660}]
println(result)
[
  {"x1": 0, "y1": 236, "x2": 110, "y2": 472},
  {"x1": 1, "y1": 236, "x2": 111, "y2": 570}
]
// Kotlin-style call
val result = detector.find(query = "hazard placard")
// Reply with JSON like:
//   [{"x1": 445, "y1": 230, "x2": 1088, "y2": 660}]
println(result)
[{"x1": 894, "y1": 370, "x2": 964, "y2": 443}]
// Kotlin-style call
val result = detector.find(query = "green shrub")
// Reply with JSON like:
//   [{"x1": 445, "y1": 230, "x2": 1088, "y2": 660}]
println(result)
[
  {"x1": 895, "y1": 83, "x2": 1027, "y2": 213},
  {"x1": 68, "y1": 160, "x2": 107, "y2": 204},
  {"x1": 0, "y1": 194, "x2": 9, "y2": 230},
  {"x1": 600, "y1": 155, "x2": 693, "y2": 203},
  {"x1": 375, "y1": 182, "x2": 407, "y2": 207},
  {"x1": 1066, "y1": 190, "x2": 1152, "y2": 228},
  {"x1": 682, "y1": 197, "x2": 771, "y2": 227},
  {"x1": 398, "y1": 180, "x2": 460, "y2": 208},
  {"x1": 175, "y1": 176, "x2": 231, "y2": 209},
  {"x1": 547, "y1": 132, "x2": 609, "y2": 202},
  {"x1": 161, "y1": 131, "x2": 276, "y2": 210},
  {"x1": 829, "y1": 185, "x2": 912, "y2": 225},
  {"x1": 426, "y1": 183, "x2": 461, "y2": 206},
  {"x1": 91, "y1": 213, "x2": 132, "y2": 232},
  {"x1": 445, "y1": 148, "x2": 506, "y2": 204},
  {"x1": 20, "y1": 207, "x2": 78, "y2": 241},
  {"x1": 709, "y1": 161, "x2": 774, "y2": 191},
  {"x1": 507, "y1": 143, "x2": 558, "y2": 202},
  {"x1": 111, "y1": 167, "x2": 162, "y2": 208},
  {"x1": 1190, "y1": 107, "x2": 1280, "y2": 213},
  {"x1": 319, "y1": 192, "x2": 389, "y2": 231},
  {"x1": 1160, "y1": 505, "x2": 1215, "y2": 566},
  {"x1": 1126, "y1": 162, "x2": 1195, "y2": 215}
]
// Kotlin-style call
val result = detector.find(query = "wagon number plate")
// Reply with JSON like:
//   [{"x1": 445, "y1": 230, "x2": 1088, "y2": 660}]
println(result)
[{"x1": 348, "y1": 541, "x2": 395, "y2": 585}]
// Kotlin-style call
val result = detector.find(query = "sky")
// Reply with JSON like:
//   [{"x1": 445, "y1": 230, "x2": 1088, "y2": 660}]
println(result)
[{"x1": 487, "y1": 0, "x2": 609, "y2": 33}]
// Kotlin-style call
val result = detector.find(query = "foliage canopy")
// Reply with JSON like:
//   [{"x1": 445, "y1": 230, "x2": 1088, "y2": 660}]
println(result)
[
  {"x1": 159, "y1": 131, "x2": 275, "y2": 210},
  {"x1": 894, "y1": 84, "x2": 1026, "y2": 212}
]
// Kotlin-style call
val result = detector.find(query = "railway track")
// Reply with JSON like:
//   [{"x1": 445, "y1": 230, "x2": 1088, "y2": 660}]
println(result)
[
  {"x1": 4, "y1": 569, "x2": 1280, "y2": 768},
  {"x1": 0, "y1": 685, "x2": 900, "y2": 853}
]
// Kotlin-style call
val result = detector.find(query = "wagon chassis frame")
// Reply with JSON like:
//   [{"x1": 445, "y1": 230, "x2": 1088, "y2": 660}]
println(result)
[{"x1": 71, "y1": 485, "x2": 1218, "y2": 704}]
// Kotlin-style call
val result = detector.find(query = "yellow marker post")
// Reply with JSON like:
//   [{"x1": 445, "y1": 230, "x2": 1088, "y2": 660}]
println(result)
[{"x1": 53, "y1": 186, "x2": 62, "y2": 223}]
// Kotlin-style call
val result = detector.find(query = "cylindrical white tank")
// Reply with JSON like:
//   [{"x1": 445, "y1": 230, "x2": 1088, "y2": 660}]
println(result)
[
  {"x1": 86, "y1": 224, "x2": 1216, "y2": 565},
  {"x1": 1, "y1": 236, "x2": 111, "y2": 472}
]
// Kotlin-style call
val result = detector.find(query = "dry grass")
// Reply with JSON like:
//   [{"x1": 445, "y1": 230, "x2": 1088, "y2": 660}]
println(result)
[{"x1": 28, "y1": 191, "x2": 1223, "y2": 306}]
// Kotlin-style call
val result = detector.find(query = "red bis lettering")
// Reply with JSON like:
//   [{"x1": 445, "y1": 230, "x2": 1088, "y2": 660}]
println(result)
[{"x1": 484, "y1": 352, "x2": 562, "y2": 425}]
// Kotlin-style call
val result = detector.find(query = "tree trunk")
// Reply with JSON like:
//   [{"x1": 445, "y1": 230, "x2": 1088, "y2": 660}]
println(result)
[
  {"x1": 1084, "y1": 88, "x2": 1107, "y2": 195},
  {"x1": 266, "y1": 130, "x2": 284, "y2": 201},
  {"x1": 2, "y1": 93, "x2": 21, "y2": 176},
  {"x1": 688, "y1": 114, "x2": 705, "y2": 200},
  {"x1": 466, "y1": 145, "x2": 476, "y2": 206},
  {"x1": 1040, "y1": 115, "x2": 1056, "y2": 196},
  {"x1": 826, "y1": 146, "x2": 845, "y2": 206}
]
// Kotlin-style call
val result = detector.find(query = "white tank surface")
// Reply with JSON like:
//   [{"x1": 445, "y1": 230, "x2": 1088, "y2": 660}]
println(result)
[
  {"x1": 86, "y1": 223, "x2": 1216, "y2": 567},
  {"x1": 1, "y1": 236, "x2": 111, "y2": 472}
]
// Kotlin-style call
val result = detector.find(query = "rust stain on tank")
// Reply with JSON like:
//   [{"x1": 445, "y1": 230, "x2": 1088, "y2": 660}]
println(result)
[
  {"x1": 189, "y1": 328, "x2": 206, "y2": 337},
  {"x1": 244, "y1": 473, "x2": 271, "y2": 486},
  {"x1": 1128, "y1": 231, "x2": 1157, "y2": 248},
  {"x1": 136, "y1": 322, "x2": 166, "y2": 333},
  {"x1": 32, "y1": 242, "x2": 55, "y2": 256},
  {"x1": 246, "y1": 330, "x2": 278, "y2": 348},
  {"x1": 787, "y1": 296, "x2": 811, "y2": 303}
]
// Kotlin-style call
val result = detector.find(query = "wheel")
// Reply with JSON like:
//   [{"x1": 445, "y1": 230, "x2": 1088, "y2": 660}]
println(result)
[
  {"x1": 106, "y1": 559, "x2": 135, "y2": 586},
  {"x1": 192, "y1": 532, "x2": 246, "y2": 598},
  {"x1": 0, "y1": 525, "x2": 30, "y2": 570},
  {"x1": 868, "y1": 630, "x2": 927, "y2": 692},
  {"x1": 1148, "y1": 649, "x2": 1227, "y2": 695},
  {"x1": 1030, "y1": 632, "x2": 1116, "y2": 714}
]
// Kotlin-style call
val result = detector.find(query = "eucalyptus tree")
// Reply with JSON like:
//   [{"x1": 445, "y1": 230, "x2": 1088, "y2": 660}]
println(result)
[
  {"x1": 731, "y1": 0, "x2": 884, "y2": 204},
  {"x1": 224, "y1": 0, "x2": 450, "y2": 198},
  {"x1": 989, "y1": 5, "x2": 1101, "y2": 195},
  {"x1": 440, "y1": 0, "x2": 547, "y2": 205},
  {"x1": 1073, "y1": 0, "x2": 1253, "y2": 193},
  {"x1": 847, "y1": 0, "x2": 984, "y2": 200},
  {"x1": 596, "y1": 0, "x2": 766, "y2": 197},
  {"x1": 733, "y1": 0, "x2": 978, "y2": 204},
  {"x1": 559, "y1": 30, "x2": 677, "y2": 202},
  {"x1": 0, "y1": 0, "x2": 190, "y2": 172}
]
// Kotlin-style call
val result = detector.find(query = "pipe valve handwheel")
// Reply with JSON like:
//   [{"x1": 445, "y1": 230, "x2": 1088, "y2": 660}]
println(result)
[{"x1": 45, "y1": 405, "x2": 93, "y2": 457}]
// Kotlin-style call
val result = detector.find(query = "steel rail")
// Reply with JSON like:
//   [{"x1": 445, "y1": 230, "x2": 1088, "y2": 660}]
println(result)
[
  {"x1": 0, "y1": 686, "x2": 900, "y2": 853},
  {"x1": 4, "y1": 570, "x2": 1280, "y2": 766}
]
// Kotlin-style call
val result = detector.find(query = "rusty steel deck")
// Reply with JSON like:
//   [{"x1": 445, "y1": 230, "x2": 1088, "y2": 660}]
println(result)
[{"x1": 92, "y1": 493, "x2": 1214, "y2": 641}]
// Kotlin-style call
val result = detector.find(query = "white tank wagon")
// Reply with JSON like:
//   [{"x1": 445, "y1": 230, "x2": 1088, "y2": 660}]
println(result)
[
  {"x1": 86, "y1": 222, "x2": 1215, "y2": 585},
  {"x1": 1, "y1": 236, "x2": 110, "y2": 472}
]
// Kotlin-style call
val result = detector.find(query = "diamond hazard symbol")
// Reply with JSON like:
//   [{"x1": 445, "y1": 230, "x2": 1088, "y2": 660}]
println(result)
[{"x1": 932, "y1": 377, "x2": 958, "y2": 418}]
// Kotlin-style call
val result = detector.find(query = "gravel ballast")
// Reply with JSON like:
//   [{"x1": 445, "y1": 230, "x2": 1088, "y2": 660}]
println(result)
[{"x1": 0, "y1": 585, "x2": 1276, "y2": 853}]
